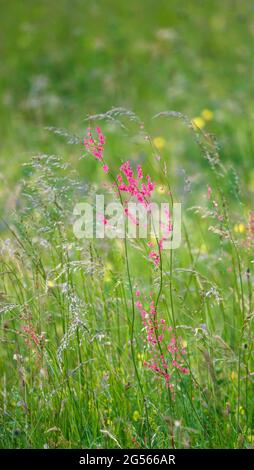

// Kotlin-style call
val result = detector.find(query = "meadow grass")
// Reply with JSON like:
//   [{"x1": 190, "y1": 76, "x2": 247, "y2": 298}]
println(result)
[
  {"x1": 0, "y1": 109, "x2": 254, "y2": 449},
  {"x1": 1, "y1": 0, "x2": 254, "y2": 450}
]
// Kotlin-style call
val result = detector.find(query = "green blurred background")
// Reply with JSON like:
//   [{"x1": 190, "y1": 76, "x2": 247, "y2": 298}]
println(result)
[{"x1": 1, "y1": 0, "x2": 254, "y2": 191}]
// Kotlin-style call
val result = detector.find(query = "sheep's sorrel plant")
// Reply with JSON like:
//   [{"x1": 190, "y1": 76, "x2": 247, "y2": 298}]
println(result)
[{"x1": 0, "y1": 109, "x2": 254, "y2": 450}]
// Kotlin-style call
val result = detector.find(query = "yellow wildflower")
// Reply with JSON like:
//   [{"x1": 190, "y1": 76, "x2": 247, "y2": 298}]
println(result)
[
  {"x1": 231, "y1": 371, "x2": 237, "y2": 381},
  {"x1": 201, "y1": 109, "x2": 214, "y2": 121},
  {"x1": 239, "y1": 406, "x2": 245, "y2": 415},
  {"x1": 234, "y1": 223, "x2": 245, "y2": 234},
  {"x1": 200, "y1": 243, "x2": 207, "y2": 254},
  {"x1": 192, "y1": 117, "x2": 205, "y2": 129},
  {"x1": 137, "y1": 352, "x2": 144, "y2": 361},
  {"x1": 47, "y1": 280, "x2": 56, "y2": 288},
  {"x1": 133, "y1": 410, "x2": 140, "y2": 422},
  {"x1": 156, "y1": 185, "x2": 167, "y2": 194},
  {"x1": 153, "y1": 136, "x2": 166, "y2": 150}
]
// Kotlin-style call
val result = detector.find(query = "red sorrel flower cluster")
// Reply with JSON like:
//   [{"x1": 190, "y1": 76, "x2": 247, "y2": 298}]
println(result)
[
  {"x1": 147, "y1": 242, "x2": 160, "y2": 267},
  {"x1": 248, "y1": 211, "x2": 254, "y2": 236},
  {"x1": 245, "y1": 211, "x2": 254, "y2": 248},
  {"x1": 117, "y1": 161, "x2": 155, "y2": 206},
  {"x1": 116, "y1": 160, "x2": 169, "y2": 268},
  {"x1": 83, "y1": 126, "x2": 108, "y2": 173},
  {"x1": 136, "y1": 293, "x2": 189, "y2": 391},
  {"x1": 22, "y1": 325, "x2": 45, "y2": 349}
]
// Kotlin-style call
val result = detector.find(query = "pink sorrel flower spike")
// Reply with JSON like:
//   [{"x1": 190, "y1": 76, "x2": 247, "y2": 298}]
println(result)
[
  {"x1": 137, "y1": 164, "x2": 143, "y2": 179},
  {"x1": 136, "y1": 292, "x2": 190, "y2": 391},
  {"x1": 83, "y1": 127, "x2": 109, "y2": 172},
  {"x1": 117, "y1": 161, "x2": 155, "y2": 207}
]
